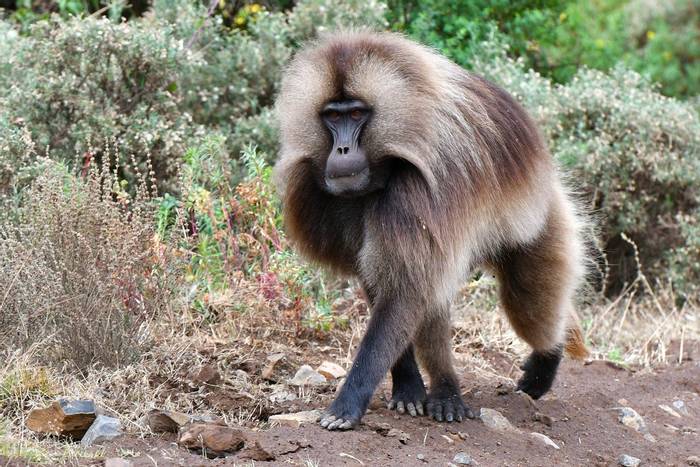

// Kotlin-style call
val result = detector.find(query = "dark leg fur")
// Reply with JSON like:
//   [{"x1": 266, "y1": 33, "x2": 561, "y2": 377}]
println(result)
[
  {"x1": 415, "y1": 313, "x2": 475, "y2": 423},
  {"x1": 320, "y1": 299, "x2": 418, "y2": 430},
  {"x1": 517, "y1": 345, "x2": 563, "y2": 399},
  {"x1": 388, "y1": 345, "x2": 427, "y2": 416}
]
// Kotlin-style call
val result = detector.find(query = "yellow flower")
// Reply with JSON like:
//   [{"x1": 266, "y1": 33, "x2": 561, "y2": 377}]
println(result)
[
  {"x1": 646, "y1": 30, "x2": 656, "y2": 40},
  {"x1": 595, "y1": 38, "x2": 605, "y2": 49},
  {"x1": 663, "y1": 51, "x2": 673, "y2": 61},
  {"x1": 235, "y1": 16, "x2": 246, "y2": 26},
  {"x1": 559, "y1": 12, "x2": 567, "y2": 22},
  {"x1": 250, "y1": 3, "x2": 262, "y2": 13}
]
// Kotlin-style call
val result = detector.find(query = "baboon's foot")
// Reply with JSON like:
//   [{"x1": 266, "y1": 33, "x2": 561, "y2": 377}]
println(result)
[
  {"x1": 320, "y1": 395, "x2": 363, "y2": 431},
  {"x1": 388, "y1": 374, "x2": 427, "y2": 417},
  {"x1": 516, "y1": 346, "x2": 563, "y2": 399},
  {"x1": 426, "y1": 383, "x2": 474, "y2": 422}
]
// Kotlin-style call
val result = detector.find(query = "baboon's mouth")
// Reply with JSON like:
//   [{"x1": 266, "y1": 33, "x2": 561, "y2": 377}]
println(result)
[{"x1": 324, "y1": 168, "x2": 371, "y2": 197}]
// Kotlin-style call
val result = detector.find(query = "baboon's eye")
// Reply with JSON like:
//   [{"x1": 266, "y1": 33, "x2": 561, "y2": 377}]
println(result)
[
  {"x1": 350, "y1": 109, "x2": 363, "y2": 121},
  {"x1": 326, "y1": 111, "x2": 341, "y2": 122}
]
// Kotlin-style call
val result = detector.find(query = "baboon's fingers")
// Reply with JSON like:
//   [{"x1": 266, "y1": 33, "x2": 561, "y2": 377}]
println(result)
[
  {"x1": 406, "y1": 402, "x2": 417, "y2": 417},
  {"x1": 387, "y1": 400, "x2": 396, "y2": 410},
  {"x1": 319, "y1": 414, "x2": 337, "y2": 428},
  {"x1": 416, "y1": 401, "x2": 425, "y2": 416},
  {"x1": 396, "y1": 401, "x2": 405, "y2": 414}
]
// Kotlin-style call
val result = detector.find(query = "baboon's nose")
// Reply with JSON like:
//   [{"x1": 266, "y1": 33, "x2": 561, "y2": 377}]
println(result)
[{"x1": 325, "y1": 148, "x2": 369, "y2": 179}]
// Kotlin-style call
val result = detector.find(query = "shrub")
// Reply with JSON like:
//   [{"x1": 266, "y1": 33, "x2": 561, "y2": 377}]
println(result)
[
  {"x1": 0, "y1": 156, "x2": 179, "y2": 370},
  {"x1": 0, "y1": 16, "x2": 201, "y2": 191},
  {"x1": 474, "y1": 40, "x2": 700, "y2": 295}
]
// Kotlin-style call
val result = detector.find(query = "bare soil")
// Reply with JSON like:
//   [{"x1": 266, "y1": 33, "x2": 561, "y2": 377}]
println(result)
[{"x1": 16, "y1": 341, "x2": 696, "y2": 467}]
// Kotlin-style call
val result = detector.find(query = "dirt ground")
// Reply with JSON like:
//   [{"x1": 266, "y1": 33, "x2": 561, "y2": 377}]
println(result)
[{"x1": 11, "y1": 340, "x2": 695, "y2": 467}]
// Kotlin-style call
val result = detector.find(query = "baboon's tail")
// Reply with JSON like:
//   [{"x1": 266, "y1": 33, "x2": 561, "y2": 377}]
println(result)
[{"x1": 564, "y1": 312, "x2": 589, "y2": 360}]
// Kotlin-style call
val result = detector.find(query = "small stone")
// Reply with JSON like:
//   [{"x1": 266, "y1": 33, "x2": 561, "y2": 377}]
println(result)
[
  {"x1": 618, "y1": 454, "x2": 641, "y2": 466},
  {"x1": 453, "y1": 452, "x2": 474, "y2": 465},
  {"x1": 673, "y1": 400, "x2": 689, "y2": 416},
  {"x1": 288, "y1": 365, "x2": 326, "y2": 386},
  {"x1": 533, "y1": 412, "x2": 554, "y2": 427},
  {"x1": 26, "y1": 399, "x2": 96, "y2": 439},
  {"x1": 617, "y1": 407, "x2": 655, "y2": 442},
  {"x1": 178, "y1": 423, "x2": 245, "y2": 458},
  {"x1": 416, "y1": 453, "x2": 426, "y2": 462},
  {"x1": 387, "y1": 428, "x2": 410, "y2": 444},
  {"x1": 316, "y1": 361, "x2": 347, "y2": 380},
  {"x1": 687, "y1": 455, "x2": 700, "y2": 466},
  {"x1": 146, "y1": 409, "x2": 191, "y2": 433},
  {"x1": 104, "y1": 459, "x2": 132, "y2": 467},
  {"x1": 457, "y1": 431, "x2": 469, "y2": 440},
  {"x1": 268, "y1": 410, "x2": 322, "y2": 428},
  {"x1": 480, "y1": 408, "x2": 518, "y2": 433},
  {"x1": 659, "y1": 404, "x2": 681, "y2": 418},
  {"x1": 240, "y1": 440, "x2": 276, "y2": 461},
  {"x1": 367, "y1": 421, "x2": 392, "y2": 436},
  {"x1": 190, "y1": 364, "x2": 221, "y2": 386},
  {"x1": 81, "y1": 415, "x2": 122, "y2": 446},
  {"x1": 261, "y1": 353, "x2": 285, "y2": 380},
  {"x1": 530, "y1": 432, "x2": 560, "y2": 449},
  {"x1": 268, "y1": 389, "x2": 297, "y2": 404}
]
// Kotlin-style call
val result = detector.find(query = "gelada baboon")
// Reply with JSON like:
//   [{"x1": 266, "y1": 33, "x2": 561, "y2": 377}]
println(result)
[{"x1": 274, "y1": 31, "x2": 589, "y2": 431}]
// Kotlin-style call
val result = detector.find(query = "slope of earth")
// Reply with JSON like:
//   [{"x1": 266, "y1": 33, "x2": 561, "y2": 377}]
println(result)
[{"x1": 40, "y1": 344, "x2": 699, "y2": 467}]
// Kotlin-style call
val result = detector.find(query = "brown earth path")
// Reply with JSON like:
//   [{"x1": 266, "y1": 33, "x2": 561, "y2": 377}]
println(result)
[{"x1": 48, "y1": 349, "x2": 700, "y2": 467}]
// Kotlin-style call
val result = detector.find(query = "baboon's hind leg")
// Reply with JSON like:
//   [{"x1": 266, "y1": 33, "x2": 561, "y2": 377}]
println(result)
[
  {"x1": 490, "y1": 208, "x2": 584, "y2": 399},
  {"x1": 388, "y1": 345, "x2": 426, "y2": 416},
  {"x1": 415, "y1": 311, "x2": 475, "y2": 422}
]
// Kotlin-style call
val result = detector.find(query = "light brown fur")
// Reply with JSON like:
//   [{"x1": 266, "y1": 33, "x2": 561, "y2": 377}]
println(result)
[{"x1": 274, "y1": 31, "x2": 588, "y2": 429}]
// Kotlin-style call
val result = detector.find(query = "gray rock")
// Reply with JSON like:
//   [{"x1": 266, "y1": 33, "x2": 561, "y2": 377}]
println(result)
[
  {"x1": 673, "y1": 400, "x2": 689, "y2": 415},
  {"x1": 530, "y1": 432, "x2": 560, "y2": 449},
  {"x1": 288, "y1": 365, "x2": 326, "y2": 386},
  {"x1": 26, "y1": 399, "x2": 97, "y2": 439},
  {"x1": 81, "y1": 415, "x2": 122, "y2": 446},
  {"x1": 269, "y1": 410, "x2": 322, "y2": 427},
  {"x1": 453, "y1": 452, "x2": 474, "y2": 465},
  {"x1": 687, "y1": 455, "x2": 700, "y2": 466},
  {"x1": 416, "y1": 453, "x2": 426, "y2": 462},
  {"x1": 618, "y1": 454, "x2": 641, "y2": 467},
  {"x1": 617, "y1": 407, "x2": 656, "y2": 442},
  {"x1": 480, "y1": 408, "x2": 518, "y2": 433},
  {"x1": 104, "y1": 459, "x2": 132, "y2": 467}
]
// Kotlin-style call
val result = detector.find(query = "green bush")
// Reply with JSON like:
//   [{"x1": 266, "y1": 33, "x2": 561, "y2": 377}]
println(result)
[{"x1": 474, "y1": 40, "x2": 700, "y2": 294}]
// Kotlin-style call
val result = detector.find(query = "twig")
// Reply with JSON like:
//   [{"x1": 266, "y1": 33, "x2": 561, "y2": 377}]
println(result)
[
  {"x1": 339, "y1": 453, "x2": 364, "y2": 465},
  {"x1": 185, "y1": 0, "x2": 220, "y2": 50}
]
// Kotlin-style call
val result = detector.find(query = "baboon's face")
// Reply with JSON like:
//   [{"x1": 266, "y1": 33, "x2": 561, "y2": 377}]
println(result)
[{"x1": 319, "y1": 99, "x2": 390, "y2": 197}]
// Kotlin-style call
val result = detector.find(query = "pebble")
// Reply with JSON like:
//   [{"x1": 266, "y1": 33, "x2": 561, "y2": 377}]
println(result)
[
  {"x1": 673, "y1": 400, "x2": 689, "y2": 416},
  {"x1": 316, "y1": 361, "x2": 347, "y2": 380},
  {"x1": 688, "y1": 456, "x2": 700, "y2": 466},
  {"x1": 416, "y1": 453, "x2": 426, "y2": 462},
  {"x1": 268, "y1": 409, "x2": 322, "y2": 428},
  {"x1": 288, "y1": 365, "x2": 327, "y2": 386},
  {"x1": 617, "y1": 407, "x2": 656, "y2": 442},
  {"x1": 530, "y1": 432, "x2": 560, "y2": 449},
  {"x1": 480, "y1": 408, "x2": 518, "y2": 433},
  {"x1": 618, "y1": 454, "x2": 641, "y2": 467},
  {"x1": 81, "y1": 415, "x2": 122, "y2": 446},
  {"x1": 104, "y1": 459, "x2": 132, "y2": 467},
  {"x1": 452, "y1": 452, "x2": 474, "y2": 465},
  {"x1": 26, "y1": 399, "x2": 96, "y2": 439},
  {"x1": 178, "y1": 423, "x2": 246, "y2": 458}
]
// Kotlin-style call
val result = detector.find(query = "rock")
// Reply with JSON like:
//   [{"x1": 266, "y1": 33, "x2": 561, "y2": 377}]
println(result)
[
  {"x1": 147, "y1": 409, "x2": 189, "y2": 433},
  {"x1": 367, "y1": 421, "x2": 392, "y2": 436},
  {"x1": 530, "y1": 432, "x2": 560, "y2": 449},
  {"x1": 240, "y1": 440, "x2": 276, "y2": 461},
  {"x1": 659, "y1": 404, "x2": 681, "y2": 418},
  {"x1": 316, "y1": 361, "x2": 347, "y2": 380},
  {"x1": 617, "y1": 407, "x2": 656, "y2": 442},
  {"x1": 190, "y1": 364, "x2": 221, "y2": 386},
  {"x1": 288, "y1": 365, "x2": 326, "y2": 386},
  {"x1": 453, "y1": 452, "x2": 474, "y2": 465},
  {"x1": 104, "y1": 459, "x2": 132, "y2": 467},
  {"x1": 269, "y1": 410, "x2": 322, "y2": 428},
  {"x1": 674, "y1": 400, "x2": 689, "y2": 416},
  {"x1": 416, "y1": 453, "x2": 426, "y2": 462},
  {"x1": 533, "y1": 412, "x2": 554, "y2": 427},
  {"x1": 268, "y1": 389, "x2": 297, "y2": 404},
  {"x1": 26, "y1": 399, "x2": 96, "y2": 439},
  {"x1": 178, "y1": 423, "x2": 245, "y2": 458},
  {"x1": 261, "y1": 353, "x2": 285, "y2": 380},
  {"x1": 80, "y1": 415, "x2": 122, "y2": 446},
  {"x1": 687, "y1": 456, "x2": 700, "y2": 466},
  {"x1": 618, "y1": 454, "x2": 641, "y2": 466},
  {"x1": 480, "y1": 408, "x2": 518, "y2": 433},
  {"x1": 387, "y1": 428, "x2": 410, "y2": 444}
]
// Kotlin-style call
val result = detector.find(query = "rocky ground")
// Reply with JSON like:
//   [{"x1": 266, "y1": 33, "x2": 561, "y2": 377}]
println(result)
[{"x1": 6, "y1": 341, "x2": 699, "y2": 467}]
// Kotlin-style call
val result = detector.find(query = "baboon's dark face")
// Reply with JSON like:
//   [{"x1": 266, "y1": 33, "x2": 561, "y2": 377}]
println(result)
[{"x1": 319, "y1": 99, "x2": 390, "y2": 197}]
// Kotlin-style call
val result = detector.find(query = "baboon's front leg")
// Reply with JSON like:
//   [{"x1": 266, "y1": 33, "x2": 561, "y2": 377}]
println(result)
[{"x1": 320, "y1": 299, "x2": 418, "y2": 430}]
